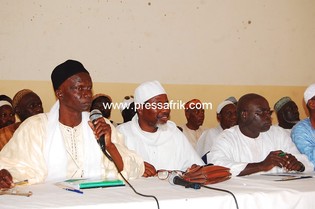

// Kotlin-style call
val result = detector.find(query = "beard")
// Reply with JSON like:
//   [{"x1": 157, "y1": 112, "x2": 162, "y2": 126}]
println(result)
[{"x1": 156, "y1": 123, "x2": 168, "y2": 131}]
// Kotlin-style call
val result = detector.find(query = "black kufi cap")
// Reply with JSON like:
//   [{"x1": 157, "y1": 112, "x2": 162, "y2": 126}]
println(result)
[{"x1": 51, "y1": 59, "x2": 89, "y2": 90}]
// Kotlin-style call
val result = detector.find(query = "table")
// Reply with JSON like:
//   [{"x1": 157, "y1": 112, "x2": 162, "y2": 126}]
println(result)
[{"x1": 1, "y1": 174, "x2": 315, "y2": 209}]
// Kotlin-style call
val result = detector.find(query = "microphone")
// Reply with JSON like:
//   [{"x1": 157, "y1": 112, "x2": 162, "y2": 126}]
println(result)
[
  {"x1": 89, "y1": 109, "x2": 113, "y2": 161},
  {"x1": 168, "y1": 173, "x2": 201, "y2": 189},
  {"x1": 89, "y1": 109, "x2": 105, "y2": 152}
]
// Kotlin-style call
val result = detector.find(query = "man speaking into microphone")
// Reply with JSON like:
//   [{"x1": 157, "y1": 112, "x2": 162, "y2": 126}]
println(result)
[{"x1": 0, "y1": 60, "x2": 145, "y2": 189}]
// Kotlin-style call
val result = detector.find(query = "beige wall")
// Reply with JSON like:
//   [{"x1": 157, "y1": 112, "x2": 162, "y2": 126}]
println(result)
[
  {"x1": 0, "y1": 80, "x2": 308, "y2": 127},
  {"x1": 0, "y1": 0, "x2": 315, "y2": 85},
  {"x1": 0, "y1": 1, "x2": 314, "y2": 126}
]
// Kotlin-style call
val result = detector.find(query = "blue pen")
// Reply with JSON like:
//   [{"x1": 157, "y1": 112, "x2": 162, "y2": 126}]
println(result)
[{"x1": 63, "y1": 188, "x2": 83, "y2": 194}]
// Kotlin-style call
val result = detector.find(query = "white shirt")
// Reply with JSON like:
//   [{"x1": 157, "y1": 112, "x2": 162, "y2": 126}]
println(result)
[
  {"x1": 207, "y1": 125, "x2": 314, "y2": 176},
  {"x1": 180, "y1": 124, "x2": 206, "y2": 149},
  {"x1": 196, "y1": 125, "x2": 223, "y2": 157},
  {"x1": 117, "y1": 115, "x2": 204, "y2": 171}
]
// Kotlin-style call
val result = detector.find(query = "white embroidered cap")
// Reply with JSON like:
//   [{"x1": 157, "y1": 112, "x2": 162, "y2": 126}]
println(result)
[
  {"x1": 134, "y1": 80, "x2": 166, "y2": 104},
  {"x1": 216, "y1": 100, "x2": 234, "y2": 114},
  {"x1": 304, "y1": 83, "x2": 315, "y2": 104}
]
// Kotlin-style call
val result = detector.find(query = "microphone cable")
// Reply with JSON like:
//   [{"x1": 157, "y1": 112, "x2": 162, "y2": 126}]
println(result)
[
  {"x1": 201, "y1": 185, "x2": 239, "y2": 209},
  {"x1": 102, "y1": 141, "x2": 160, "y2": 209},
  {"x1": 90, "y1": 109, "x2": 160, "y2": 208},
  {"x1": 118, "y1": 172, "x2": 160, "y2": 209}
]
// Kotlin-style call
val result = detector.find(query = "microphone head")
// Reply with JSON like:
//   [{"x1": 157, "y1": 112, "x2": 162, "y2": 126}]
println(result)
[
  {"x1": 89, "y1": 109, "x2": 103, "y2": 122},
  {"x1": 168, "y1": 172, "x2": 178, "y2": 185}
]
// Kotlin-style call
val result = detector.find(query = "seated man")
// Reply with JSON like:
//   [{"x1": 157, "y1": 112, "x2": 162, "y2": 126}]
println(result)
[
  {"x1": 0, "y1": 90, "x2": 44, "y2": 151},
  {"x1": 0, "y1": 95, "x2": 18, "y2": 150},
  {"x1": 117, "y1": 80, "x2": 204, "y2": 177},
  {"x1": 274, "y1": 96, "x2": 300, "y2": 130},
  {"x1": 0, "y1": 95, "x2": 15, "y2": 129},
  {"x1": 12, "y1": 89, "x2": 44, "y2": 122},
  {"x1": 291, "y1": 84, "x2": 315, "y2": 167},
  {"x1": 207, "y1": 93, "x2": 313, "y2": 176},
  {"x1": 179, "y1": 99, "x2": 206, "y2": 149},
  {"x1": 196, "y1": 100, "x2": 237, "y2": 162},
  {"x1": 119, "y1": 95, "x2": 136, "y2": 123},
  {"x1": 0, "y1": 60, "x2": 144, "y2": 189},
  {"x1": 90, "y1": 93, "x2": 117, "y2": 126}
]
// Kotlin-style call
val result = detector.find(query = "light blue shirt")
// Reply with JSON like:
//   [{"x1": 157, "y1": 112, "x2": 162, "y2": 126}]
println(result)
[{"x1": 291, "y1": 118, "x2": 315, "y2": 169}]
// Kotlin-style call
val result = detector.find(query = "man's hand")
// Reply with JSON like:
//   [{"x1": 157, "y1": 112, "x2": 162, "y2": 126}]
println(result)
[
  {"x1": 88, "y1": 118, "x2": 124, "y2": 172},
  {"x1": 278, "y1": 152, "x2": 305, "y2": 172},
  {"x1": 88, "y1": 117, "x2": 112, "y2": 147},
  {"x1": 142, "y1": 162, "x2": 157, "y2": 177},
  {"x1": 259, "y1": 150, "x2": 289, "y2": 171},
  {"x1": 0, "y1": 169, "x2": 13, "y2": 190}
]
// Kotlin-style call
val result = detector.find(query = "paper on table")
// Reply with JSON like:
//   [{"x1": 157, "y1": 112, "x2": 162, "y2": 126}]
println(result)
[
  {"x1": 261, "y1": 172, "x2": 314, "y2": 181},
  {"x1": 56, "y1": 178, "x2": 125, "y2": 190},
  {"x1": 240, "y1": 172, "x2": 314, "y2": 181}
]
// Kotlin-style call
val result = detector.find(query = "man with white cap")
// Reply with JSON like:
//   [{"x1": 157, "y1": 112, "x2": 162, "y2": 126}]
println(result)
[
  {"x1": 179, "y1": 99, "x2": 206, "y2": 149},
  {"x1": 0, "y1": 95, "x2": 15, "y2": 129},
  {"x1": 0, "y1": 60, "x2": 144, "y2": 190},
  {"x1": 196, "y1": 99, "x2": 237, "y2": 163},
  {"x1": 207, "y1": 93, "x2": 313, "y2": 176},
  {"x1": 117, "y1": 80, "x2": 204, "y2": 177},
  {"x1": 291, "y1": 84, "x2": 315, "y2": 167},
  {"x1": 0, "y1": 95, "x2": 19, "y2": 151},
  {"x1": 274, "y1": 96, "x2": 300, "y2": 130}
]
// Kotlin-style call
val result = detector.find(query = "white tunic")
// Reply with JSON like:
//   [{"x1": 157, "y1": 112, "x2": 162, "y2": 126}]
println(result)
[
  {"x1": 117, "y1": 115, "x2": 204, "y2": 171},
  {"x1": 196, "y1": 125, "x2": 223, "y2": 157},
  {"x1": 180, "y1": 125, "x2": 206, "y2": 149},
  {"x1": 207, "y1": 125, "x2": 314, "y2": 176},
  {"x1": 0, "y1": 101, "x2": 144, "y2": 184}
]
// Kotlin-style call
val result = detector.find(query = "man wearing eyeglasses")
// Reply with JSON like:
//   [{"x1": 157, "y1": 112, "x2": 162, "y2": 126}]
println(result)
[
  {"x1": 116, "y1": 80, "x2": 204, "y2": 177},
  {"x1": 291, "y1": 84, "x2": 315, "y2": 168},
  {"x1": 207, "y1": 93, "x2": 313, "y2": 176}
]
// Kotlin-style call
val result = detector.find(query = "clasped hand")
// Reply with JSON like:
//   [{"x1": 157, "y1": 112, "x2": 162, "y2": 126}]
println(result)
[
  {"x1": 0, "y1": 169, "x2": 13, "y2": 190},
  {"x1": 263, "y1": 150, "x2": 303, "y2": 172}
]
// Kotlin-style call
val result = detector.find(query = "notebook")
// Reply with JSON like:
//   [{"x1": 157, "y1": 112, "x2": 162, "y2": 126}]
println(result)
[{"x1": 56, "y1": 178, "x2": 125, "y2": 190}]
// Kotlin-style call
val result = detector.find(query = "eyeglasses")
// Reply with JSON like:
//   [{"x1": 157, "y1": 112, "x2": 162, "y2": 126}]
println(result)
[
  {"x1": 254, "y1": 110, "x2": 273, "y2": 117},
  {"x1": 156, "y1": 169, "x2": 183, "y2": 180}
]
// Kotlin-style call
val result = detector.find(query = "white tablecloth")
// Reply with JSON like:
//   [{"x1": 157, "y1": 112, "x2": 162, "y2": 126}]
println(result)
[{"x1": 1, "y1": 174, "x2": 315, "y2": 209}]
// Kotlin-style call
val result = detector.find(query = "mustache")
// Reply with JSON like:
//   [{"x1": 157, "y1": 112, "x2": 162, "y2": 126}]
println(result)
[{"x1": 157, "y1": 113, "x2": 170, "y2": 119}]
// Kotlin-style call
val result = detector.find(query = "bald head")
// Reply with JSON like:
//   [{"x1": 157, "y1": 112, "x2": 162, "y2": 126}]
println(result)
[
  {"x1": 237, "y1": 93, "x2": 272, "y2": 138},
  {"x1": 237, "y1": 93, "x2": 266, "y2": 119}
]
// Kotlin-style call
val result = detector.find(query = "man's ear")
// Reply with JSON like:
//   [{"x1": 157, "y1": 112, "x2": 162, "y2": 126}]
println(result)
[
  {"x1": 137, "y1": 107, "x2": 143, "y2": 117},
  {"x1": 216, "y1": 113, "x2": 221, "y2": 123},
  {"x1": 55, "y1": 89, "x2": 63, "y2": 100},
  {"x1": 240, "y1": 110, "x2": 247, "y2": 121},
  {"x1": 185, "y1": 109, "x2": 190, "y2": 120}
]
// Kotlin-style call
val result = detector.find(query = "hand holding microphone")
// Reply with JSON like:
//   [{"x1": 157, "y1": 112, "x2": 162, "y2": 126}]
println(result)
[
  {"x1": 90, "y1": 109, "x2": 111, "y2": 152},
  {"x1": 89, "y1": 109, "x2": 124, "y2": 172},
  {"x1": 89, "y1": 109, "x2": 113, "y2": 161}
]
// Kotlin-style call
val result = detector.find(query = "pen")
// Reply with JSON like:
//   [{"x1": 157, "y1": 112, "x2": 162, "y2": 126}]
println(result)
[
  {"x1": 63, "y1": 188, "x2": 83, "y2": 194},
  {"x1": 278, "y1": 152, "x2": 286, "y2": 157},
  {"x1": 14, "y1": 179, "x2": 29, "y2": 186}
]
